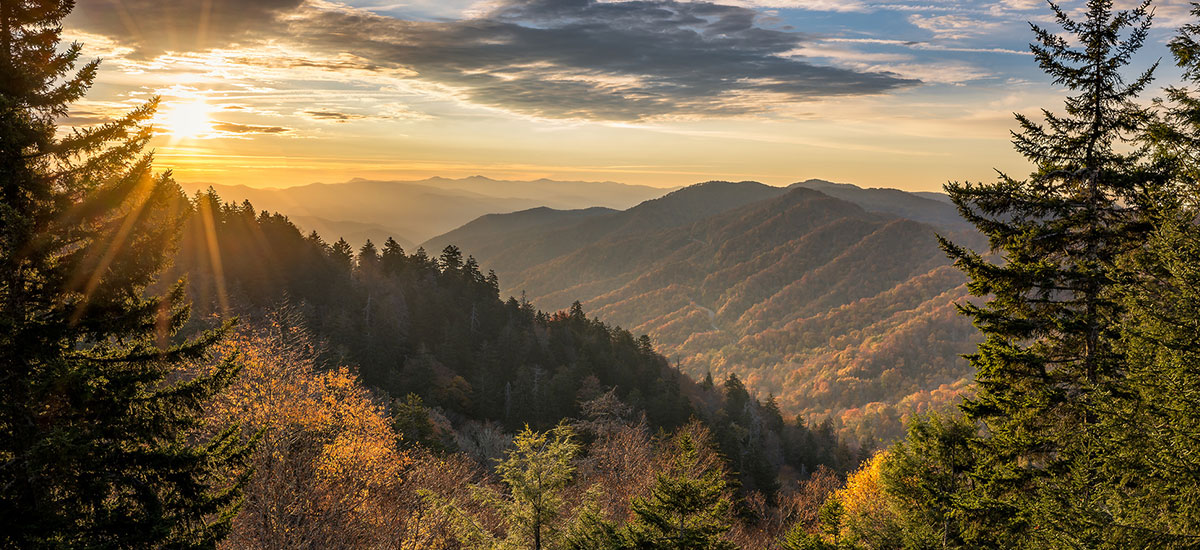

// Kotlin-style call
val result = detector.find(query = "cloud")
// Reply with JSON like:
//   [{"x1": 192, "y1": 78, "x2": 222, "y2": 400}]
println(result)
[
  {"x1": 665, "y1": 0, "x2": 871, "y2": 12},
  {"x1": 212, "y1": 122, "x2": 294, "y2": 134},
  {"x1": 861, "y1": 61, "x2": 991, "y2": 84},
  {"x1": 908, "y1": 13, "x2": 1002, "y2": 39},
  {"x1": 301, "y1": 108, "x2": 424, "y2": 122},
  {"x1": 70, "y1": 0, "x2": 919, "y2": 121},
  {"x1": 304, "y1": 110, "x2": 374, "y2": 121},
  {"x1": 785, "y1": 41, "x2": 992, "y2": 85},
  {"x1": 69, "y1": 0, "x2": 305, "y2": 56},
  {"x1": 284, "y1": 0, "x2": 919, "y2": 120}
]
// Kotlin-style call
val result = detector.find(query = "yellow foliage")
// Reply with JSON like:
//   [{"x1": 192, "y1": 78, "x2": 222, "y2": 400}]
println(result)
[
  {"x1": 839, "y1": 451, "x2": 888, "y2": 521},
  {"x1": 834, "y1": 451, "x2": 903, "y2": 549},
  {"x1": 198, "y1": 318, "x2": 412, "y2": 549}
]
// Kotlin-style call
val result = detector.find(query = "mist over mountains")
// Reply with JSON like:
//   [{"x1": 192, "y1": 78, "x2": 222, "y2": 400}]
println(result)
[{"x1": 179, "y1": 176, "x2": 672, "y2": 246}]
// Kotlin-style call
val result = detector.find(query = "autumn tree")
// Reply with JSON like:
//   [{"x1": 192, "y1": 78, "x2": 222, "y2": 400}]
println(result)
[
  {"x1": 831, "y1": 452, "x2": 902, "y2": 549},
  {"x1": 204, "y1": 312, "x2": 411, "y2": 549},
  {"x1": 0, "y1": 1, "x2": 248, "y2": 546}
]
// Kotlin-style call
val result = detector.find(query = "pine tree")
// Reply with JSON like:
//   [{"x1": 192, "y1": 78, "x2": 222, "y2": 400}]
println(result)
[
  {"x1": 381, "y1": 236, "x2": 405, "y2": 275},
  {"x1": 357, "y1": 239, "x2": 379, "y2": 272},
  {"x1": 0, "y1": 1, "x2": 249, "y2": 546},
  {"x1": 1102, "y1": 19, "x2": 1200, "y2": 537},
  {"x1": 440, "y1": 244, "x2": 463, "y2": 273},
  {"x1": 624, "y1": 430, "x2": 735, "y2": 550},
  {"x1": 490, "y1": 424, "x2": 580, "y2": 550},
  {"x1": 563, "y1": 488, "x2": 624, "y2": 550},
  {"x1": 778, "y1": 524, "x2": 834, "y2": 550},
  {"x1": 939, "y1": 0, "x2": 1164, "y2": 546},
  {"x1": 1103, "y1": 207, "x2": 1200, "y2": 545},
  {"x1": 879, "y1": 412, "x2": 982, "y2": 549},
  {"x1": 329, "y1": 237, "x2": 354, "y2": 272}
]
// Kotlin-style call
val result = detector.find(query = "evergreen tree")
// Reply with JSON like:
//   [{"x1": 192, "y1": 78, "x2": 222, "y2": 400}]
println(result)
[
  {"x1": 357, "y1": 239, "x2": 379, "y2": 272},
  {"x1": 563, "y1": 488, "x2": 624, "y2": 550},
  {"x1": 440, "y1": 244, "x2": 464, "y2": 273},
  {"x1": 1094, "y1": 7, "x2": 1200, "y2": 543},
  {"x1": 939, "y1": 0, "x2": 1164, "y2": 546},
  {"x1": 491, "y1": 424, "x2": 580, "y2": 550},
  {"x1": 380, "y1": 236, "x2": 405, "y2": 275},
  {"x1": 879, "y1": 412, "x2": 982, "y2": 549},
  {"x1": 624, "y1": 430, "x2": 735, "y2": 550},
  {"x1": 391, "y1": 393, "x2": 442, "y2": 451},
  {"x1": 329, "y1": 237, "x2": 354, "y2": 272},
  {"x1": 777, "y1": 525, "x2": 834, "y2": 550},
  {"x1": 0, "y1": 1, "x2": 249, "y2": 546},
  {"x1": 722, "y1": 374, "x2": 749, "y2": 418},
  {"x1": 1103, "y1": 207, "x2": 1200, "y2": 546}
]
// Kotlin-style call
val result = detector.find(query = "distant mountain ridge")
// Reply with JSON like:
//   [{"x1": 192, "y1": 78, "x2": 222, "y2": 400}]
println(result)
[
  {"x1": 789, "y1": 179, "x2": 968, "y2": 231},
  {"x1": 179, "y1": 176, "x2": 675, "y2": 246},
  {"x1": 426, "y1": 181, "x2": 788, "y2": 276},
  {"x1": 424, "y1": 180, "x2": 982, "y2": 442}
]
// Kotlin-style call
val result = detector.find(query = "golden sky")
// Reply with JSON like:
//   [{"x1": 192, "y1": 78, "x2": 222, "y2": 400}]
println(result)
[{"x1": 63, "y1": 0, "x2": 1194, "y2": 192}]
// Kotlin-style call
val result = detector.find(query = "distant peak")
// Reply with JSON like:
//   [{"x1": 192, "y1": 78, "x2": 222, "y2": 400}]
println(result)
[
  {"x1": 791, "y1": 179, "x2": 861, "y2": 189},
  {"x1": 685, "y1": 180, "x2": 766, "y2": 189}
]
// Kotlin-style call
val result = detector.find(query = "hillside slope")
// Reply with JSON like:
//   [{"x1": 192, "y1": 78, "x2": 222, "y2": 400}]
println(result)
[{"x1": 426, "y1": 182, "x2": 981, "y2": 442}]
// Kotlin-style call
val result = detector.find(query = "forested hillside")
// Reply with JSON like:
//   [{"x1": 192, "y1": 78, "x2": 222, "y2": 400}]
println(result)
[
  {"x1": 168, "y1": 190, "x2": 866, "y2": 496},
  {"x1": 789, "y1": 179, "x2": 971, "y2": 231},
  {"x1": 428, "y1": 182, "x2": 984, "y2": 442}
]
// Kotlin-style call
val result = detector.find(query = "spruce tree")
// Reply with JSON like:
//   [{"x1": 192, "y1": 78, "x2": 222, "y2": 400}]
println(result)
[
  {"x1": 879, "y1": 412, "x2": 983, "y2": 549},
  {"x1": 329, "y1": 237, "x2": 354, "y2": 272},
  {"x1": 380, "y1": 236, "x2": 405, "y2": 275},
  {"x1": 624, "y1": 431, "x2": 735, "y2": 550},
  {"x1": 0, "y1": 1, "x2": 249, "y2": 546},
  {"x1": 492, "y1": 424, "x2": 580, "y2": 550},
  {"x1": 1097, "y1": 10, "x2": 1200, "y2": 541},
  {"x1": 1104, "y1": 206, "x2": 1200, "y2": 545},
  {"x1": 563, "y1": 488, "x2": 624, "y2": 550},
  {"x1": 939, "y1": 0, "x2": 1164, "y2": 546}
]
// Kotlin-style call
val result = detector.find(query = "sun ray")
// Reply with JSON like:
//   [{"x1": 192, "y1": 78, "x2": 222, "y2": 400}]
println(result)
[
  {"x1": 69, "y1": 170, "x2": 158, "y2": 325},
  {"x1": 197, "y1": 196, "x2": 231, "y2": 315}
]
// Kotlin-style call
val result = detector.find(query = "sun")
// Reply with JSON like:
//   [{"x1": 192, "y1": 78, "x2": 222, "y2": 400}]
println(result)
[{"x1": 157, "y1": 98, "x2": 216, "y2": 140}]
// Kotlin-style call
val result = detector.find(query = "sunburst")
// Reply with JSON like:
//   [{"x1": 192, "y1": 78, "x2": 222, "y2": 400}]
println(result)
[{"x1": 157, "y1": 98, "x2": 216, "y2": 140}]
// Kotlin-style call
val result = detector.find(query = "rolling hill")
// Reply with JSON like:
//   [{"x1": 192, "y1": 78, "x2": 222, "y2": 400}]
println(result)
[
  {"x1": 425, "y1": 180, "x2": 983, "y2": 442},
  {"x1": 179, "y1": 176, "x2": 673, "y2": 246}
]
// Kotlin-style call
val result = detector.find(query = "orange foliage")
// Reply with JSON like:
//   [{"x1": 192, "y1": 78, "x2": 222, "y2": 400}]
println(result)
[{"x1": 198, "y1": 314, "x2": 412, "y2": 549}]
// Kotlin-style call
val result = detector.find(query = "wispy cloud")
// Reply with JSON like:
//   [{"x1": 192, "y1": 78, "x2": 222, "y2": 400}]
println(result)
[
  {"x1": 908, "y1": 13, "x2": 1003, "y2": 40},
  {"x1": 212, "y1": 122, "x2": 294, "y2": 135}
]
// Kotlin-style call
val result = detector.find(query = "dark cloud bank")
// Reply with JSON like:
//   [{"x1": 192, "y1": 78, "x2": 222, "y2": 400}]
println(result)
[{"x1": 72, "y1": 0, "x2": 918, "y2": 121}]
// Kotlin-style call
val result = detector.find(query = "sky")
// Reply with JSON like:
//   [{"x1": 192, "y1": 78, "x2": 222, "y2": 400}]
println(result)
[{"x1": 63, "y1": 0, "x2": 1196, "y2": 192}]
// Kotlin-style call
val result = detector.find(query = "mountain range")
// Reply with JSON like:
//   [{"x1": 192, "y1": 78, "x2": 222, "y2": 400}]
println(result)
[
  {"x1": 178, "y1": 176, "x2": 673, "y2": 246},
  {"x1": 425, "y1": 179, "x2": 982, "y2": 442},
  {"x1": 184, "y1": 172, "x2": 982, "y2": 442}
]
